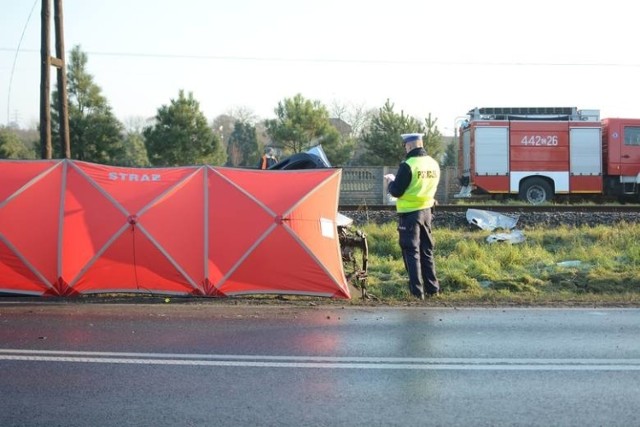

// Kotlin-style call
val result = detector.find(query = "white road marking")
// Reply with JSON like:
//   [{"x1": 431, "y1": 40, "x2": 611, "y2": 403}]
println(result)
[{"x1": 1, "y1": 349, "x2": 640, "y2": 370}]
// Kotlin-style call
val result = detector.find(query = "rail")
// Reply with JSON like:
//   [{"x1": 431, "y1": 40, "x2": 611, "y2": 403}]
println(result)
[{"x1": 338, "y1": 204, "x2": 640, "y2": 214}]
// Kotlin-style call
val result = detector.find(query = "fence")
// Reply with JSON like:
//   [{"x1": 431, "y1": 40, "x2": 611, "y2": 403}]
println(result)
[{"x1": 339, "y1": 166, "x2": 459, "y2": 206}]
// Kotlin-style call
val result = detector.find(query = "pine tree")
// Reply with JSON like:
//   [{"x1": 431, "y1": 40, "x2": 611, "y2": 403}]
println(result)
[
  {"x1": 143, "y1": 90, "x2": 225, "y2": 166},
  {"x1": 51, "y1": 45, "x2": 125, "y2": 163}
]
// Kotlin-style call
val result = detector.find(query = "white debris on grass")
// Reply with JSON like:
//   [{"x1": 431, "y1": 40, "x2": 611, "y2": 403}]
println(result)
[
  {"x1": 467, "y1": 209, "x2": 526, "y2": 244},
  {"x1": 336, "y1": 213, "x2": 354, "y2": 227},
  {"x1": 486, "y1": 230, "x2": 526, "y2": 244},
  {"x1": 556, "y1": 260, "x2": 583, "y2": 268},
  {"x1": 467, "y1": 209, "x2": 519, "y2": 231}
]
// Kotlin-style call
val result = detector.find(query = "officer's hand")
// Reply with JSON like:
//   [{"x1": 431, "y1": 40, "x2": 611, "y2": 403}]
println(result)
[{"x1": 384, "y1": 174, "x2": 395, "y2": 182}]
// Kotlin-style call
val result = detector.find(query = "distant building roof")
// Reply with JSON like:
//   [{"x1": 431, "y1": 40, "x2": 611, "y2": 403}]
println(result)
[{"x1": 329, "y1": 118, "x2": 352, "y2": 136}]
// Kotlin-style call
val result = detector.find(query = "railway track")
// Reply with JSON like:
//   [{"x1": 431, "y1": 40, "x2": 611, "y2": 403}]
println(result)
[{"x1": 339, "y1": 204, "x2": 640, "y2": 214}]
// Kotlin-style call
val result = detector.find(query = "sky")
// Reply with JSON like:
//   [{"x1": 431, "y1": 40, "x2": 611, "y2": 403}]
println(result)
[{"x1": 1, "y1": 0, "x2": 639, "y2": 136}]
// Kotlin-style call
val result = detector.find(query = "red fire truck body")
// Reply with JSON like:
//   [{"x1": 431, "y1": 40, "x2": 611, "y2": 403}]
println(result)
[{"x1": 456, "y1": 107, "x2": 640, "y2": 203}]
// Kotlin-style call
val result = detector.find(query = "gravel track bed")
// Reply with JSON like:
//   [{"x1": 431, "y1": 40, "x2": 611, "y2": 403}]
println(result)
[{"x1": 340, "y1": 210, "x2": 640, "y2": 229}]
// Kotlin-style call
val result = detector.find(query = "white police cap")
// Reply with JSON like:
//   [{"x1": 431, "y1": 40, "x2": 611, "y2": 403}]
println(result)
[{"x1": 401, "y1": 133, "x2": 423, "y2": 144}]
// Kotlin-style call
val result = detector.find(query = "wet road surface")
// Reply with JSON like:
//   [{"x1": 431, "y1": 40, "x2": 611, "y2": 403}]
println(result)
[{"x1": 1, "y1": 302, "x2": 639, "y2": 426}]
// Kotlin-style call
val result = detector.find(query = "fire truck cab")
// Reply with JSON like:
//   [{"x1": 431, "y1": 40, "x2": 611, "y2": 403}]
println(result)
[{"x1": 456, "y1": 107, "x2": 640, "y2": 204}]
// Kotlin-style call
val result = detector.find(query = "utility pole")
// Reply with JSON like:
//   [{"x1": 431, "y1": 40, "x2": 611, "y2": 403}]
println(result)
[
  {"x1": 40, "y1": 0, "x2": 70, "y2": 159},
  {"x1": 40, "y1": 0, "x2": 51, "y2": 159},
  {"x1": 54, "y1": 0, "x2": 70, "y2": 158}
]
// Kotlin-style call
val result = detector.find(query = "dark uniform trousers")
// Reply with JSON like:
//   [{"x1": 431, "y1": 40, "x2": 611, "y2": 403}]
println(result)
[{"x1": 398, "y1": 208, "x2": 440, "y2": 298}]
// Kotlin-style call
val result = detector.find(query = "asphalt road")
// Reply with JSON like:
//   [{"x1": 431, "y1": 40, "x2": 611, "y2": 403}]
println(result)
[{"x1": 1, "y1": 301, "x2": 639, "y2": 426}]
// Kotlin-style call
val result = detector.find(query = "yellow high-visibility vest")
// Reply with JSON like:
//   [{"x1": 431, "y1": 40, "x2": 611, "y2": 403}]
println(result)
[{"x1": 396, "y1": 156, "x2": 440, "y2": 213}]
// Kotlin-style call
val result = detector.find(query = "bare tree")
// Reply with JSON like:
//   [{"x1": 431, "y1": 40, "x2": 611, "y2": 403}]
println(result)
[
  {"x1": 329, "y1": 99, "x2": 374, "y2": 137},
  {"x1": 122, "y1": 115, "x2": 151, "y2": 134},
  {"x1": 225, "y1": 106, "x2": 258, "y2": 124},
  {"x1": 211, "y1": 114, "x2": 235, "y2": 149}
]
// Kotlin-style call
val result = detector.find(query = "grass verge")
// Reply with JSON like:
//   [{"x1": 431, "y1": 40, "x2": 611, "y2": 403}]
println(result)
[{"x1": 353, "y1": 221, "x2": 640, "y2": 305}]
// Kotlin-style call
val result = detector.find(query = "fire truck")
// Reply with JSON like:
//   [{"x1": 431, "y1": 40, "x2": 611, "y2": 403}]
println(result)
[{"x1": 456, "y1": 107, "x2": 640, "y2": 204}]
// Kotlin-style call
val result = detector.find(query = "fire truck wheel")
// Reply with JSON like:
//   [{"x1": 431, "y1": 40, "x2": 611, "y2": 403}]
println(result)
[{"x1": 520, "y1": 177, "x2": 552, "y2": 204}]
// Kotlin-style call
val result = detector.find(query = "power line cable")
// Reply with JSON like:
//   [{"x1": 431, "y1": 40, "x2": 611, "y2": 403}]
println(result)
[
  {"x1": 6, "y1": 0, "x2": 39, "y2": 126},
  {"x1": 3, "y1": 47, "x2": 640, "y2": 68}
]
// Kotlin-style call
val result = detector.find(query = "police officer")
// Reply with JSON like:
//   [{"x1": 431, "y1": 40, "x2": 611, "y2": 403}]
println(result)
[{"x1": 385, "y1": 133, "x2": 441, "y2": 299}]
